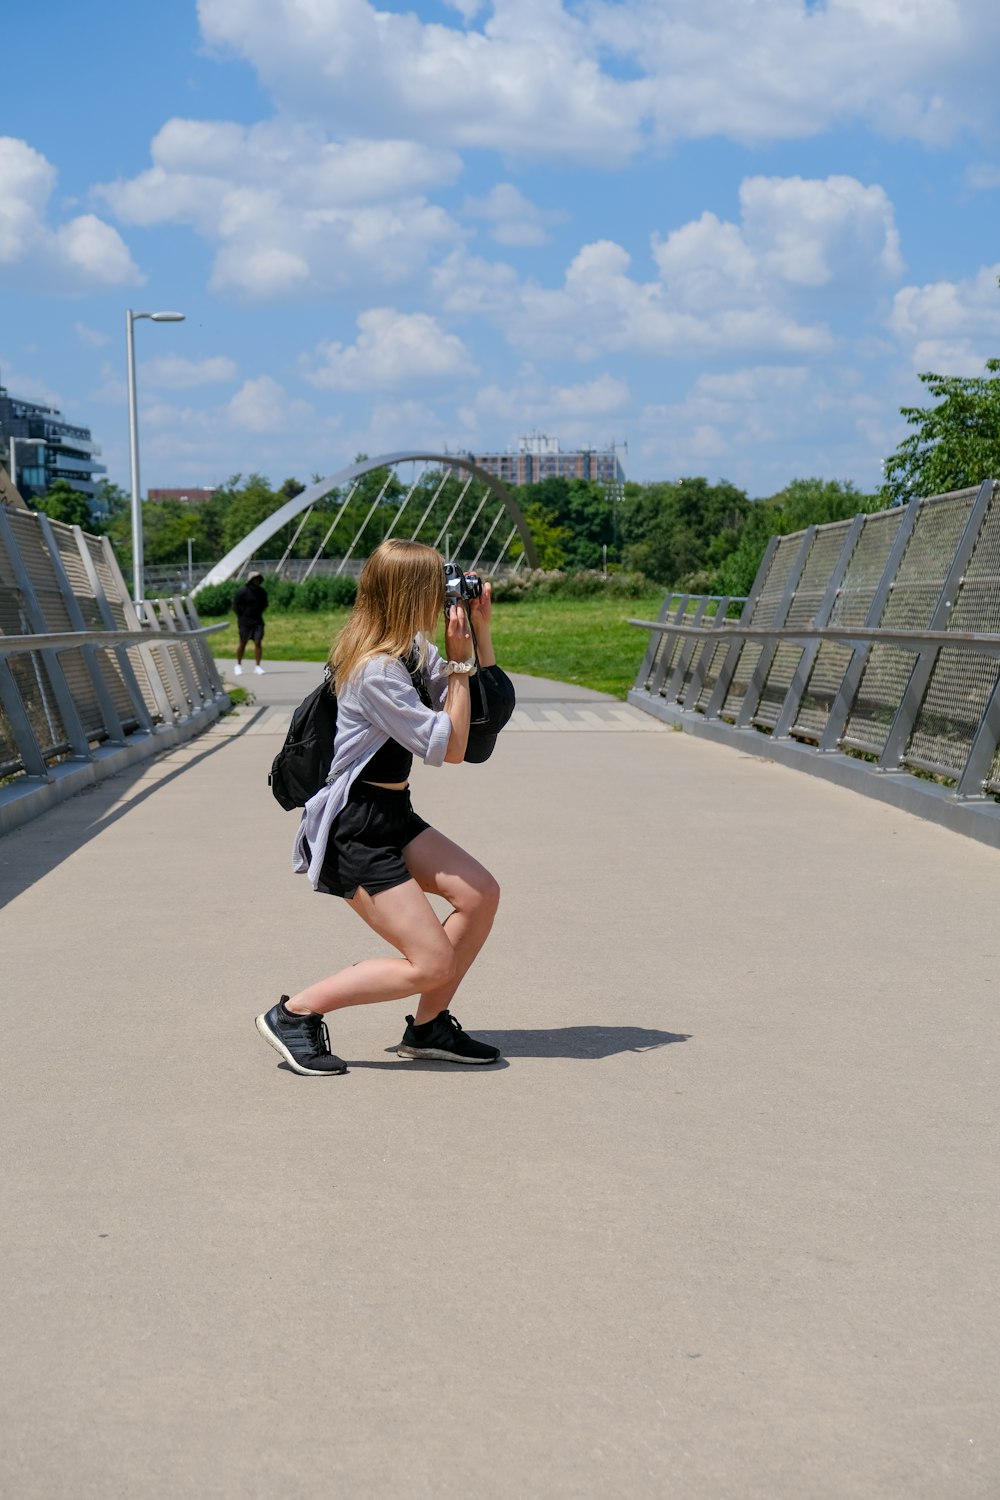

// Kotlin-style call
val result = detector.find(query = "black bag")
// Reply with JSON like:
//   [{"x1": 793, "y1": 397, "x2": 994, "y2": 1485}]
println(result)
[
  {"x1": 411, "y1": 658, "x2": 515, "y2": 764},
  {"x1": 268, "y1": 672, "x2": 339, "y2": 810},
  {"x1": 464, "y1": 664, "x2": 516, "y2": 763}
]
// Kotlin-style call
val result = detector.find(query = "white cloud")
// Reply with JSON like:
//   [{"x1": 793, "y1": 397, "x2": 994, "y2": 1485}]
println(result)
[
  {"x1": 964, "y1": 163, "x2": 1000, "y2": 192},
  {"x1": 434, "y1": 174, "x2": 900, "y2": 362},
  {"x1": 195, "y1": 0, "x2": 1000, "y2": 158},
  {"x1": 0, "y1": 137, "x2": 142, "y2": 290},
  {"x1": 74, "y1": 323, "x2": 110, "y2": 348},
  {"x1": 455, "y1": 369, "x2": 630, "y2": 447},
  {"x1": 631, "y1": 364, "x2": 888, "y2": 492},
  {"x1": 197, "y1": 0, "x2": 647, "y2": 164},
  {"x1": 303, "y1": 309, "x2": 477, "y2": 391},
  {"x1": 462, "y1": 183, "x2": 561, "y2": 246},
  {"x1": 226, "y1": 374, "x2": 314, "y2": 432},
  {"x1": 654, "y1": 176, "x2": 902, "y2": 300},
  {"x1": 888, "y1": 263, "x2": 1000, "y2": 373},
  {"x1": 97, "y1": 118, "x2": 462, "y2": 300},
  {"x1": 142, "y1": 354, "x2": 239, "y2": 389}
]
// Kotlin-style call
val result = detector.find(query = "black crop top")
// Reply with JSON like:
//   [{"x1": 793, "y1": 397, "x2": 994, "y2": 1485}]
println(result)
[{"x1": 361, "y1": 736, "x2": 413, "y2": 783}]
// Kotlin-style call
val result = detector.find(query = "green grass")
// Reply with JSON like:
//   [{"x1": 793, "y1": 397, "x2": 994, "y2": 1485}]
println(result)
[{"x1": 211, "y1": 591, "x2": 665, "y2": 699}]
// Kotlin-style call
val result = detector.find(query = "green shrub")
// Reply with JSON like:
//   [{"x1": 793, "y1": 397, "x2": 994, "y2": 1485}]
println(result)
[
  {"x1": 490, "y1": 569, "x2": 653, "y2": 603},
  {"x1": 194, "y1": 581, "x2": 236, "y2": 615},
  {"x1": 265, "y1": 576, "x2": 298, "y2": 610},
  {"x1": 288, "y1": 574, "x2": 357, "y2": 611},
  {"x1": 327, "y1": 575, "x2": 358, "y2": 607}
]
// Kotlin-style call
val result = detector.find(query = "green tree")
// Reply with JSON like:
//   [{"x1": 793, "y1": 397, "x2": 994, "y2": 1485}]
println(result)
[
  {"x1": 220, "y1": 473, "x2": 280, "y2": 553},
  {"x1": 34, "y1": 479, "x2": 92, "y2": 527},
  {"x1": 519, "y1": 498, "x2": 571, "y2": 569},
  {"x1": 882, "y1": 359, "x2": 1000, "y2": 505},
  {"x1": 619, "y1": 478, "x2": 749, "y2": 584},
  {"x1": 92, "y1": 480, "x2": 130, "y2": 518},
  {"x1": 708, "y1": 478, "x2": 881, "y2": 598}
]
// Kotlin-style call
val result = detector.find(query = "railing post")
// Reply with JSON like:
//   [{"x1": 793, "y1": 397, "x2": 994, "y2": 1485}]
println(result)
[
  {"x1": 682, "y1": 597, "x2": 734, "y2": 708},
  {"x1": 773, "y1": 514, "x2": 865, "y2": 740},
  {"x1": 704, "y1": 535, "x2": 781, "y2": 720},
  {"x1": 663, "y1": 596, "x2": 711, "y2": 704},
  {"x1": 36, "y1": 514, "x2": 127, "y2": 746},
  {"x1": 955, "y1": 671, "x2": 1000, "y2": 798},
  {"x1": 634, "y1": 591, "x2": 681, "y2": 692},
  {"x1": 98, "y1": 538, "x2": 178, "y2": 724},
  {"x1": 155, "y1": 598, "x2": 203, "y2": 709},
  {"x1": 648, "y1": 595, "x2": 691, "y2": 696},
  {"x1": 0, "y1": 509, "x2": 92, "y2": 761},
  {"x1": 176, "y1": 595, "x2": 225, "y2": 696},
  {"x1": 0, "y1": 656, "x2": 51, "y2": 780},
  {"x1": 818, "y1": 494, "x2": 923, "y2": 754},
  {"x1": 878, "y1": 479, "x2": 996, "y2": 771},
  {"x1": 70, "y1": 527, "x2": 155, "y2": 732},
  {"x1": 735, "y1": 527, "x2": 815, "y2": 729}
]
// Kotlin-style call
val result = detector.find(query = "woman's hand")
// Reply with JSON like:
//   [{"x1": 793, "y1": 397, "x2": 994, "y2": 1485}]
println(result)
[
  {"x1": 444, "y1": 600, "x2": 473, "y2": 662},
  {"x1": 469, "y1": 580, "x2": 492, "y2": 627}
]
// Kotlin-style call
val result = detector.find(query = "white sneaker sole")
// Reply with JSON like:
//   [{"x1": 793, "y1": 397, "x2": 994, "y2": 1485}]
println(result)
[
  {"x1": 255, "y1": 1013, "x2": 347, "y2": 1075},
  {"x1": 396, "y1": 1043, "x2": 498, "y2": 1064}
]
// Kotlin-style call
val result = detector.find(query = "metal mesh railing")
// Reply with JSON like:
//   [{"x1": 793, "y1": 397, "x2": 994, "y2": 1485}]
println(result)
[
  {"x1": 629, "y1": 480, "x2": 1000, "y2": 819},
  {"x1": 720, "y1": 535, "x2": 801, "y2": 718},
  {"x1": 0, "y1": 505, "x2": 226, "y2": 794}
]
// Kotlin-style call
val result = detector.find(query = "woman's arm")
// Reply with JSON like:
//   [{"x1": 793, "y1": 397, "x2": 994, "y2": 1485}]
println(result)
[
  {"x1": 469, "y1": 582, "x2": 495, "y2": 668},
  {"x1": 442, "y1": 601, "x2": 473, "y2": 763}
]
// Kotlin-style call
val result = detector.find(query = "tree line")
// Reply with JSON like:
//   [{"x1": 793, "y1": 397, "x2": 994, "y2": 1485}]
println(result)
[{"x1": 28, "y1": 349, "x2": 1000, "y2": 595}]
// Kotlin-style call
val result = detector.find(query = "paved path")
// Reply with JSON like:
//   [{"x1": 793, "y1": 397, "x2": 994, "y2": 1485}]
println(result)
[{"x1": 1, "y1": 660, "x2": 997, "y2": 1499}]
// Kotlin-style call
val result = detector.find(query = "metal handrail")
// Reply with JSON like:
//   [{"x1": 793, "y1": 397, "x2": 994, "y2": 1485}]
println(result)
[
  {"x1": 629, "y1": 619, "x2": 1000, "y2": 658},
  {"x1": 0, "y1": 622, "x2": 225, "y2": 656}
]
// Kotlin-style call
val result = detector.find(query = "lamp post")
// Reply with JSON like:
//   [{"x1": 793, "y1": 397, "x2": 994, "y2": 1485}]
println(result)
[
  {"x1": 126, "y1": 309, "x2": 185, "y2": 607},
  {"x1": 8, "y1": 435, "x2": 48, "y2": 499}
]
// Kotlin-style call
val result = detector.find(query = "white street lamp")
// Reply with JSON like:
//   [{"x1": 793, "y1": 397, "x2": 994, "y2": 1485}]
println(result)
[
  {"x1": 8, "y1": 435, "x2": 48, "y2": 498},
  {"x1": 126, "y1": 309, "x2": 185, "y2": 607}
]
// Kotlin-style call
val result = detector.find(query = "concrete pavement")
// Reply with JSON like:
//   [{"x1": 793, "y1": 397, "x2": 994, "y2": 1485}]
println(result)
[{"x1": 1, "y1": 658, "x2": 997, "y2": 1498}]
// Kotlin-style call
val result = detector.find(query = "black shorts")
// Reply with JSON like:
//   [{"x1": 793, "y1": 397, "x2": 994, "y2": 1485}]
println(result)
[
  {"x1": 238, "y1": 618, "x2": 264, "y2": 644},
  {"x1": 316, "y1": 781, "x2": 430, "y2": 899}
]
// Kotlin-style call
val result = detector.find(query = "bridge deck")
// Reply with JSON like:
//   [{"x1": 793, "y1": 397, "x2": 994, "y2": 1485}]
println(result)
[{"x1": 1, "y1": 662, "x2": 996, "y2": 1499}]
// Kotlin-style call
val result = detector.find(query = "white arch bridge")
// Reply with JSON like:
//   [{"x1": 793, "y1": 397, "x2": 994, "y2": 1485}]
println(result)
[{"x1": 193, "y1": 452, "x2": 539, "y2": 592}]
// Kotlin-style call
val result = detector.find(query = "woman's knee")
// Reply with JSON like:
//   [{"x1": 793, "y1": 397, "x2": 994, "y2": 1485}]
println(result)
[{"x1": 413, "y1": 938, "x2": 457, "y2": 990}]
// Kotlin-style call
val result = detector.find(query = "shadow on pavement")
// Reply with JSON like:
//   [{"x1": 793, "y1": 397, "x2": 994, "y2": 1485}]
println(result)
[
  {"x1": 272, "y1": 1027, "x2": 687, "y2": 1075},
  {"x1": 473, "y1": 1025, "x2": 690, "y2": 1058},
  {"x1": 0, "y1": 707, "x2": 268, "y2": 908}
]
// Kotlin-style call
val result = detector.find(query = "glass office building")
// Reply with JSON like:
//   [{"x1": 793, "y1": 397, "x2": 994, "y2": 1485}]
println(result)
[{"x1": 0, "y1": 386, "x2": 106, "y2": 502}]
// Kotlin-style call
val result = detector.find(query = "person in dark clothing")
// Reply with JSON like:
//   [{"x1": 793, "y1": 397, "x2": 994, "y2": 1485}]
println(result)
[{"x1": 233, "y1": 572, "x2": 268, "y2": 675}]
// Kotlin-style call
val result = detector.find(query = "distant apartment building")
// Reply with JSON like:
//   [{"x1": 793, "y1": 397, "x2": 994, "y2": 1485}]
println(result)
[
  {"x1": 469, "y1": 435, "x2": 625, "y2": 489},
  {"x1": 147, "y1": 488, "x2": 216, "y2": 506},
  {"x1": 0, "y1": 385, "x2": 105, "y2": 502}
]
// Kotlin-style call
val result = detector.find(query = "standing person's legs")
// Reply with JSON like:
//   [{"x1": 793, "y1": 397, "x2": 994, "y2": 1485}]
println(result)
[
  {"x1": 235, "y1": 627, "x2": 248, "y2": 672},
  {"x1": 253, "y1": 622, "x2": 264, "y2": 671}
]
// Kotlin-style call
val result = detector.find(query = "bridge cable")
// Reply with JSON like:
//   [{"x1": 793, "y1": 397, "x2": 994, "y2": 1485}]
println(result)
[
  {"x1": 302, "y1": 481, "x2": 360, "y2": 581},
  {"x1": 431, "y1": 474, "x2": 474, "y2": 554},
  {"x1": 336, "y1": 471, "x2": 396, "y2": 576}
]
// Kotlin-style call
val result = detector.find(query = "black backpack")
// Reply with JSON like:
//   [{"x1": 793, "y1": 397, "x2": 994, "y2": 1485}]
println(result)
[{"x1": 268, "y1": 672, "x2": 339, "y2": 810}]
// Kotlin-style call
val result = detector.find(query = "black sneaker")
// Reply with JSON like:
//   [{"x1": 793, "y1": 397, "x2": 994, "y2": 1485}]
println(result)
[
  {"x1": 255, "y1": 996, "x2": 348, "y2": 1076},
  {"x1": 396, "y1": 1010, "x2": 500, "y2": 1065}
]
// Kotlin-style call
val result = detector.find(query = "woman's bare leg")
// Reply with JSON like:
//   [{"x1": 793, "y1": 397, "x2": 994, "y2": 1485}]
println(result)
[
  {"x1": 401, "y1": 827, "x2": 500, "y2": 1024},
  {"x1": 286, "y1": 878, "x2": 455, "y2": 1016}
]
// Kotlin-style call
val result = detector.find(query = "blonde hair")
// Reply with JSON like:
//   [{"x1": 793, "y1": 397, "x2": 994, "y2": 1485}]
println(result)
[{"x1": 330, "y1": 539, "x2": 445, "y2": 687}]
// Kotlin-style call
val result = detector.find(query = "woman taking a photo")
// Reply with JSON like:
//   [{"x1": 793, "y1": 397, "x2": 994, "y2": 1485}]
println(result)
[{"x1": 256, "y1": 538, "x2": 503, "y2": 1076}]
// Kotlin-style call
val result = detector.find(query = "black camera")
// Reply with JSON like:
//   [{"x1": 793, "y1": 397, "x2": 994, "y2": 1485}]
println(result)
[{"x1": 443, "y1": 562, "x2": 482, "y2": 608}]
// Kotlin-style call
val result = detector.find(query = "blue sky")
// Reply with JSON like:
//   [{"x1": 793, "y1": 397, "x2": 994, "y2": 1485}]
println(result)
[{"x1": 4, "y1": 0, "x2": 1000, "y2": 497}]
